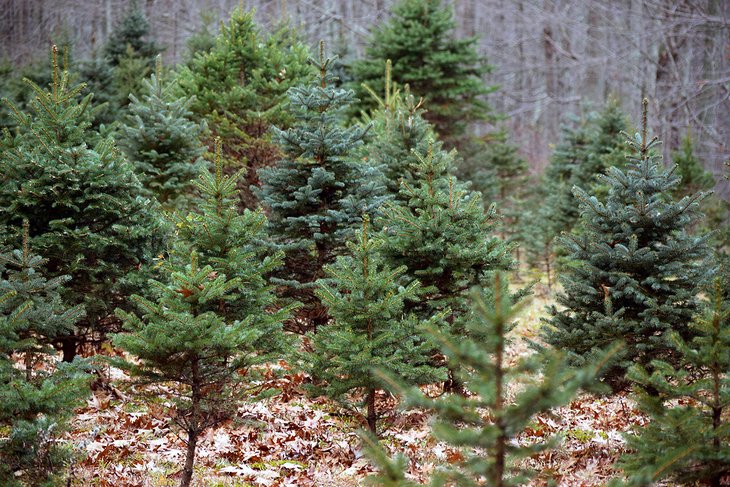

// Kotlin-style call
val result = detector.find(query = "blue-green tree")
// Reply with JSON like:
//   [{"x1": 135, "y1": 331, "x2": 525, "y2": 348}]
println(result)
[
  {"x1": 543, "y1": 99, "x2": 714, "y2": 390},
  {"x1": 257, "y1": 42, "x2": 384, "y2": 332}
]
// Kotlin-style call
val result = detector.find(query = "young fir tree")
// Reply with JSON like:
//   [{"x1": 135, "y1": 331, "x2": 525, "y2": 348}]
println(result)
[
  {"x1": 120, "y1": 56, "x2": 207, "y2": 210},
  {"x1": 170, "y1": 140, "x2": 290, "y2": 334},
  {"x1": 303, "y1": 216, "x2": 444, "y2": 435},
  {"x1": 351, "y1": 0, "x2": 494, "y2": 148},
  {"x1": 463, "y1": 132, "x2": 530, "y2": 248},
  {"x1": 363, "y1": 273, "x2": 614, "y2": 486},
  {"x1": 543, "y1": 99, "x2": 714, "y2": 391},
  {"x1": 257, "y1": 42, "x2": 384, "y2": 332},
  {"x1": 670, "y1": 132, "x2": 729, "y2": 249},
  {"x1": 176, "y1": 7, "x2": 312, "y2": 208},
  {"x1": 0, "y1": 223, "x2": 90, "y2": 486},
  {"x1": 379, "y1": 138, "x2": 515, "y2": 391},
  {"x1": 359, "y1": 60, "x2": 433, "y2": 201},
  {"x1": 0, "y1": 46, "x2": 165, "y2": 361},
  {"x1": 614, "y1": 278, "x2": 729, "y2": 487},
  {"x1": 114, "y1": 141, "x2": 290, "y2": 487}
]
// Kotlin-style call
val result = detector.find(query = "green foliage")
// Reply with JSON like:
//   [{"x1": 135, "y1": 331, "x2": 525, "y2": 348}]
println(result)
[
  {"x1": 379, "y1": 139, "x2": 514, "y2": 324},
  {"x1": 302, "y1": 216, "x2": 444, "y2": 434},
  {"x1": 257, "y1": 43, "x2": 385, "y2": 331},
  {"x1": 103, "y1": 0, "x2": 161, "y2": 67},
  {"x1": 364, "y1": 274, "x2": 611, "y2": 486},
  {"x1": 351, "y1": 0, "x2": 494, "y2": 146},
  {"x1": 670, "y1": 132, "x2": 729, "y2": 250},
  {"x1": 378, "y1": 137, "x2": 516, "y2": 392},
  {"x1": 0, "y1": 46, "x2": 165, "y2": 360},
  {"x1": 170, "y1": 141, "x2": 291, "y2": 340},
  {"x1": 120, "y1": 57, "x2": 207, "y2": 210},
  {"x1": 176, "y1": 8, "x2": 312, "y2": 208},
  {"x1": 542, "y1": 99, "x2": 714, "y2": 391},
  {"x1": 359, "y1": 60, "x2": 435, "y2": 201},
  {"x1": 0, "y1": 224, "x2": 90, "y2": 486},
  {"x1": 616, "y1": 279, "x2": 729, "y2": 486},
  {"x1": 113, "y1": 158, "x2": 291, "y2": 484},
  {"x1": 460, "y1": 132, "x2": 529, "y2": 246},
  {"x1": 79, "y1": 1, "x2": 161, "y2": 127},
  {"x1": 526, "y1": 100, "x2": 628, "y2": 285}
]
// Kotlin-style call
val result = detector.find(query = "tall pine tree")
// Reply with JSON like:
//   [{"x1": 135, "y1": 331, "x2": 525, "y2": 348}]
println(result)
[
  {"x1": 257, "y1": 42, "x2": 384, "y2": 332},
  {"x1": 176, "y1": 7, "x2": 312, "y2": 208},
  {"x1": 351, "y1": 0, "x2": 494, "y2": 148},
  {"x1": 303, "y1": 216, "x2": 444, "y2": 435},
  {"x1": 543, "y1": 99, "x2": 714, "y2": 390},
  {"x1": 0, "y1": 45, "x2": 165, "y2": 361},
  {"x1": 120, "y1": 56, "x2": 207, "y2": 210}
]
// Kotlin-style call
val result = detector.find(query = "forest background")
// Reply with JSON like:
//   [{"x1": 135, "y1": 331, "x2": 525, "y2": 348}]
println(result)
[{"x1": 1, "y1": 0, "x2": 728, "y2": 190}]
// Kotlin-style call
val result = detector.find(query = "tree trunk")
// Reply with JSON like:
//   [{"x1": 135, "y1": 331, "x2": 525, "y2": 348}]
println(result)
[
  {"x1": 180, "y1": 429, "x2": 198, "y2": 487},
  {"x1": 181, "y1": 357, "x2": 202, "y2": 487},
  {"x1": 60, "y1": 334, "x2": 76, "y2": 363},
  {"x1": 366, "y1": 387, "x2": 377, "y2": 435}
]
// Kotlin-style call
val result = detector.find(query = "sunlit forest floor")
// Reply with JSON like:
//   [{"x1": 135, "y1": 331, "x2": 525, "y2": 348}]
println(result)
[{"x1": 66, "y1": 279, "x2": 648, "y2": 486}]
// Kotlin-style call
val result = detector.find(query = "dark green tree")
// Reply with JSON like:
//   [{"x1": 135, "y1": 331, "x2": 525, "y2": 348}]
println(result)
[
  {"x1": 670, "y1": 132, "x2": 729, "y2": 249},
  {"x1": 103, "y1": 0, "x2": 161, "y2": 67},
  {"x1": 461, "y1": 132, "x2": 529, "y2": 248},
  {"x1": 0, "y1": 46, "x2": 165, "y2": 361},
  {"x1": 0, "y1": 223, "x2": 90, "y2": 486},
  {"x1": 120, "y1": 56, "x2": 207, "y2": 210},
  {"x1": 176, "y1": 8, "x2": 312, "y2": 208},
  {"x1": 303, "y1": 216, "x2": 444, "y2": 434},
  {"x1": 615, "y1": 277, "x2": 729, "y2": 487},
  {"x1": 351, "y1": 0, "x2": 494, "y2": 147},
  {"x1": 257, "y1": 42, "x2": 384, "y2": 332},
  {"x1": 527, "y1": 101, "x2": 627, "y2": 287},
  {"x1": 363, "y1": 273, "x2": 614, "y2": 486},
  {"x1": 543, "y1": 99, "x2": 714, "y2": 391}
]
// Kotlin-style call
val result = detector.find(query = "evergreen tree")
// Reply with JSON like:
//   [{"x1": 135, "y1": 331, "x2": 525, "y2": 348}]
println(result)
[
  {"x1": 363, "y1": 274, "x2": 613, "y2": 486},
  {"x1": 378, "y1": 139, "x2": 515, "y2": 391},
  {"x1": 351, "y1": 0, "x2": 494, "y2": 147},
  {"x1": 615, "y1": 277, "x2": 729, "y2": 486},
  {"x1": 120, "y1": 56, "x2": 207, "y2": 210},
  {"x1": 257, "y1": 42, "x2": 384, "y2": 332},
  {"x1": 79, "y1": 1, "x2": 161, "y2": 127},
  {"x1": 0, "y1": 46, "x2": 165, "y2": 361},
  {"x1": 0, "y1": 222, "x2": 90, "y2": 486},
  {"x1": 170, "y1": 140, "x2": 290, "y2": 334},
  {"x1": 176, "y1": 7, "x2": 312, "y2": 208},
  {"x1": 670, "y1": 132, "x2": 729, "y2": 249},
  {"x1": 461, "y1": 132, "x2": 529, "y2": 248},
  {"x1": 114, "y1": 141, "x2": 290, "y2": 487},
  {"x1": 103, "y1": 0, "x2": 161, "y2": 67},
  {"x1": 527, "y1": 101, "x2": 627, "y2": 286},
  {"x1": 359, "y1": 60, "x2": 434, "y2": 201},
  {"x1": 303, "y1": 216, "x2": 444, "y2": 435},
  {"x1": 543, "y1": 99, "x2": 714, "y2": 391}
]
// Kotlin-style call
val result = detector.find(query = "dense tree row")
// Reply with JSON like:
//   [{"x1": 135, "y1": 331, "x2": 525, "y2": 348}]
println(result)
[{"x1": 0, "y1": 1, "x2": 727, "y2": 486}]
